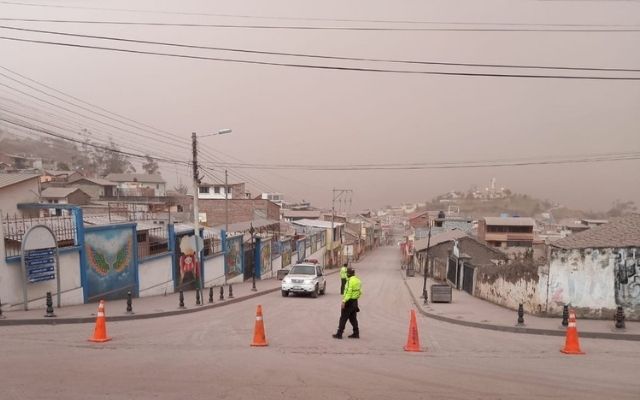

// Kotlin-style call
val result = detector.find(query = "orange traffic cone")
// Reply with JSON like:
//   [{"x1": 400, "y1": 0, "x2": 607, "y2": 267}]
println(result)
[
  {"x1": 560, "y1": 309, "x2": 584, "y2": 355},
  {"x1": 89, "y1": 300, "x2": 112, "y2": 343},
  {"x1": 404, "y1": 309, "x2": 423, "y2": 352},
  {"x1": 250, "y1": 305, "x2": 268, "y2": 347}
]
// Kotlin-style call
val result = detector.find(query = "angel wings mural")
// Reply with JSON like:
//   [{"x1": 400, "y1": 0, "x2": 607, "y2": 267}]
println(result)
[{"x1": 86, "y1": 238, "x2": 133, "y2": 276}]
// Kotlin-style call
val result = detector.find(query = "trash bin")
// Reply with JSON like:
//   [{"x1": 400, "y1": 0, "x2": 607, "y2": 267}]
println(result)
[
  {"x1": 406, "y1": 267, "x2": 415, "y2": 277},
  {"x1": 430, "y1": 284, "x2": 452, "y2": 303},
  {"x1": 277, "y1": 269, "x2": 289, "y2": 280}
]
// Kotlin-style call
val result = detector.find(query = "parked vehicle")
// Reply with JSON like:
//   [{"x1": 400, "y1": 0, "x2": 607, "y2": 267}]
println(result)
[{"x1": 281, "y1": 262, "x2": 326, "y2": 298}]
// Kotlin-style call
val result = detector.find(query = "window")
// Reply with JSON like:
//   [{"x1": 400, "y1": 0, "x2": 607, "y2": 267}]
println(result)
[
  {"x1": 199, "y1": 187, "x2": 209, "y2": 194},
  {"x1": 214, "y1": 186, "x2": 220, "y2": 194}
]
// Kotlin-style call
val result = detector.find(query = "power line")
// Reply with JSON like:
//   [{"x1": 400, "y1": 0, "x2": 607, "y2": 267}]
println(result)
[
  {"x1": 2, "y1": 35, "x2": 638, "y2": 80},
  {"x1": 1, "y1": 25, "x2": 637, "y2": 73},
  {"x1": 0, "y1": 64, "x2": 191, "y2": 144},
  {"x1": 1, "y1": 18, "x2": 639, "y2": 32},
  {"x1": 0, "y1": 116, "x2": 187, "y2": 165},
  {"x1": 1, "y1": 1, "x2": 638, "y2": 28}
]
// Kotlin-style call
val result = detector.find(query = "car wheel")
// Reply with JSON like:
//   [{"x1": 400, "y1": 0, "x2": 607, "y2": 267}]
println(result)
[
  {"x1": 311, "y1": 285, "x2": 318, "y2": 298},
  {"x1": 319, "y1": 283, "x2": 326, "y2": 295},
  {"x1": 281, "y1": 290, "x2": 289, "y2": 297}
]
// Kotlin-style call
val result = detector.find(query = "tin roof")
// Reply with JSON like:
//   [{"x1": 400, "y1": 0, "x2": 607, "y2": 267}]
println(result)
[{"x1": 552, "y1": 214, "x2": 640, "y2": 249}]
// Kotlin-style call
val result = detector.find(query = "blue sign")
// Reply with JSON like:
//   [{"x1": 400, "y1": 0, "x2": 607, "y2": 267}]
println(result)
[{"x1": 24, "y1": 247, "x2": 56, "y2": 283}]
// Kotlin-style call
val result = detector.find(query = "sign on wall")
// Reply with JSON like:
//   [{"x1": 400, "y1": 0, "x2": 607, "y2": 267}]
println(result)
[{"x1": 20, "y1": 225, "x2": 60, "y2": 311}]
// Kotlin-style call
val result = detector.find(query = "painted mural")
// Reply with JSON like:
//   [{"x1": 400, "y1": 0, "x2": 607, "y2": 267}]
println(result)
[
  {"x1": 225, "y1": 235, "x2": 243, "y2": 277},
  {"x1": 311, "y1": 234, "x2": 317, "y2": 254},
  {"x1": 281, "y1": 240, "x2": 292, "y2": 267},
  {"x1": 174, "y1": 234, "x2": 200, "y2": 291},
  {"x1": 271, "y1": 239, "x2": 282, "y2": 261},
  {"x1": 297, "y1": 239, "x2": 306, "y2": 261},
  {"x1": 85, "y1": 226, "x2": 136, "y2": 301},
  {"x1": 260, "y1": 238, "x2": 272, "y2": 275},
  {"x1": 615, "y1": 248, "x2": 640, "y2": 307}
]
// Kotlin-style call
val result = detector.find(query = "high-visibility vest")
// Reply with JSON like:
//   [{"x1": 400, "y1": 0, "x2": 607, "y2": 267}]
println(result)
[
  {"x1": 343, "y1": 276, "x2": 362, "y2": 302},
  {"x1": 340, "y1": 266, "x2": 348, "y2": 279}
]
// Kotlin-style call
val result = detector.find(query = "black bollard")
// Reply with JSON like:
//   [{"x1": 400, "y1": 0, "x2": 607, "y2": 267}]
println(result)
[
  {"x1": 196, "y1": 288, "x2": 202, "y2": 306},
  {"x1": 228, "y1": 284, "x2": 234, "y2": 299},
  {"x1": 44, "y1": 291, "x2": 56, "y2": 318},
  {"x1": 0, "y1": 298, "x2": 5, "y2": 319},
  {"x1": 208, "y1": 287, "x2": 214, "y2": 304},
  {"x1": 423, "y1": 289, "x2": 428, "y2": 305},
  {"x1": 614, "y1": 306, "x2": 626, "y2": 329},
  {"x1": 219, "y1": 286, "x2": 224, "y2": 301},
  {"x1": 179, "y1": 290, "x2": 186, "y2": 309},
  {"x1": 126, "y1": 290, "x2": 134, "y2": 314},
  {"x1": 561, "y1": 305, "x2": 569, "y2": 327},
  {"x1": 516, "y1": 304, "x2": 525, "y2": 326}
]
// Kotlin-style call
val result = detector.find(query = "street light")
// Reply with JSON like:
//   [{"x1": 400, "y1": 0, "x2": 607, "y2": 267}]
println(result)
[
  {"x1": 249, "y1": 223, "x2": 257, "y2": 291},
  {"x1": 192, "y1": 128, "x2": 232, "y2": 294},
  {"x1": 421, "y1": 222, "x2": 432, "y2": 304}
]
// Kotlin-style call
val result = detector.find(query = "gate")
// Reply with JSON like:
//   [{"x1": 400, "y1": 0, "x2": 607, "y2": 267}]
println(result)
[
  {"x1": 446, "y1": 257, "x2": 457, "y2": 286},
  {"x1": 462, "y1": 264, "x2": 475, "y2": 295},
  {"x1": 244, "y1": 241, "x2": 255, "y2": 280}
]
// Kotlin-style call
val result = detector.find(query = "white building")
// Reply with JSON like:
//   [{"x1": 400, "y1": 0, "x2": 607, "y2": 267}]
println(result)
[{"x1": 105, "y1": 173, "x2": 166, "y2": 197}]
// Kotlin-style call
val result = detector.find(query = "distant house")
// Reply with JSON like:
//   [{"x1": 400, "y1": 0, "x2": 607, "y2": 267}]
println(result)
[
  {"x1": 261, "y1": 192, "x2": 284, "y2": 207},
  {"x1": 41, "y1": 187, "x2": 91, "y2": 206},
  {"x1": 478, "y1": 217, "x2": 535, "y2": 248},
  {"x1": 105, "y1": 173, "x2": 166, "y2": 197},
  {"x1": 40, "y1": 169, "x2": 81, "y2": 183},
  {"x1": 0, "y1": 173, "x2": 41, "y2": 217},
  {"x1": 67, "y1": 176, "x2": 116, "y2": 199},
  {"x1": 282, "y1": 209, "x2": 321, "y2": 222},
  {"x1": 197, "y1": 181, "x2": 246, "y2": 200}
]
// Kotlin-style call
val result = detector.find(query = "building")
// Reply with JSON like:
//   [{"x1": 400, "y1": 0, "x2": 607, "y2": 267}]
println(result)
[
  {"x1": 282, "y1": 209, "x2": 322, "y2": 222},
  {"x1": 198, "y1": 198, "x2": 281, "y2": 226},
  {"x1": 0, "y1": 173, "x2": 41, "y2": 217},
  {"x1": 40, "y1": 170, "x2": 82, "y2": 183},
  {"x1": 105, "y1": 173, "x2": 166, "y2": 197},
  {"x1": 40, "y1": 188, "x2": 91, "y2": 215},
  {"x1": 261, "y1": 192, "x2": 284, "y2": 207},
  {"x1": 478, "y1": 217, "x2": 535, "y2": 248},
  {"x1": 66, "y1": 176, "x2": 116, "y2": 199},
  {"x1": 548, "y1": 214, "x2": 640, "y2": 319},
  {"x1": 198, "y1": 182, "x2": 247, "y2": 200}
]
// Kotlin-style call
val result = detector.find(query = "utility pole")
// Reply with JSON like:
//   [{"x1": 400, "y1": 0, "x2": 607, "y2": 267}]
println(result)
[
  {"x1": 224, "y1": 169, "x2": 229, "y2": 285},
  {"x1": 331, "y1": 189, "x2": 352, "y2": 267},
  {"x1": 191, "y1": 132, "x2": 203, "y2": 293}
]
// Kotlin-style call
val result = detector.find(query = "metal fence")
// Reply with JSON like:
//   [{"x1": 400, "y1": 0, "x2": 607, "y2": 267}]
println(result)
[
  {"x1": 137, "y1": 225, "x2": 170, "y2": 259},
  {"x1": 203, "y1": 230, "x2": 223, "y2": 257},
  {"x1": 2, "y1": 213, "x2": 77, "y2": 258}
]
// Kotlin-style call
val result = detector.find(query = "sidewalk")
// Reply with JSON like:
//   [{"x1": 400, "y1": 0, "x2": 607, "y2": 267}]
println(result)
[
  {"x1": 0, "y1": 278, "x2": 283, "y2": 326},
  {"x1": 403, "y1": 272, "x2": 640, "y2": 341}
]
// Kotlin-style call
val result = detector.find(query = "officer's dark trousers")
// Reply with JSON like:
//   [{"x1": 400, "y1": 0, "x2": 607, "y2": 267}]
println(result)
[
  {"x1": 340, "y1": 278, "x2": 347, "y2": 295},
  {"x1": 337, "y1": 299, "x2": 359, "y2": 335}
]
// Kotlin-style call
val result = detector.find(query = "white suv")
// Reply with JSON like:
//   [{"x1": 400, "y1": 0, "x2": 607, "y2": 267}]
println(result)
[{"x1": 281, "y1": 263, "x2": 326, "y2": 298}]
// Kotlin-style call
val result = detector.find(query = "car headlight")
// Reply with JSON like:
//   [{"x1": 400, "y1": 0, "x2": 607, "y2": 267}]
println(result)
[
  {"x1": 304, "y1": 279, "x2": 313, "y2": 284},
  {"x1": 283, "y1": 277, "x2": 290, "y2": 283}
]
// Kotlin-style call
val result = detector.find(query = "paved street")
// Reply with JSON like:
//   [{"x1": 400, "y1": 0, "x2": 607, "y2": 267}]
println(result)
[{"x1": 1, "y1": 247, "x2": 639, "y2": 399}]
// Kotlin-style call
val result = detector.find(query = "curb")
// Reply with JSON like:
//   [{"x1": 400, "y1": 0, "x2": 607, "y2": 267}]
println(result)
[
  {"x1": 403, "y1": 278, "x2": 640, "y2": 342},
  {"x1": 0, "y1": 287, "x2": 281, "y2": 326}
]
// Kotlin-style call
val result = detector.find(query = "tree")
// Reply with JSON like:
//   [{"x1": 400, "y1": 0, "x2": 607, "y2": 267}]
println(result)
[
  {"x1": 142, "y1": 155, "x2": 160, "y2": 175},
  {"x1": 93, "y1": 137, "x2": 136, "y2": 176},
  {"x1": 57, "y1": 162, "x2": 70, "y2": 171},
  {"x1": 606, "y1": 200, "x2": 637, "y2": 218},
  {"x1": 173, "y1": 181, "x2": 189, "y2": 195}
]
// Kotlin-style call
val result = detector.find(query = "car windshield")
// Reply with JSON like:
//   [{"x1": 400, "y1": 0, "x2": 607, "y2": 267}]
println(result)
[{"x1": 290, "y1": 265, "x2": 316, "y2": 275}]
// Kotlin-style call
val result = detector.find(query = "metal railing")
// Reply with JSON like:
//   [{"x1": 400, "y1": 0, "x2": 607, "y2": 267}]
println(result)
[
  {"x1": 2, "y1": 213, "x2": 77, "y2": 258},
  {"x1": 137, "y1": 225, "x2": 170, "y2": 260},
  {"x1": 203, "y1": 230, "x2": 223, "y2": 257}
]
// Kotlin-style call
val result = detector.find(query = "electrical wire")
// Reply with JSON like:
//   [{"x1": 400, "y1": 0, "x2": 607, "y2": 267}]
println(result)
[
  {"x1": 1, "y1": 18, "x2": 639, "y2": 32},
  {"x1": 1, "y1": 1, "x2": 638, "y2": 28},
  {"x1": 1, "y1": 35, "x2": 638, "y2": 80},
  {"x1": 1, "y1": 25, "x2": 637, "y2": 73}
]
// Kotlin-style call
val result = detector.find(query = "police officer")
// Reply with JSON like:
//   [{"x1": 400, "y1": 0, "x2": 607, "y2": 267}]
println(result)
[
  {"x1": 333, "y1": 268, "x2": 361, "y2": 339},
  {"x1": 339, "y1": 263, "x2": 348, "y2": 295}
]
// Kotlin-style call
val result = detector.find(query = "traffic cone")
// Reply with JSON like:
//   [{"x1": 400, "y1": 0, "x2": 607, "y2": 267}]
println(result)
[
  {"x1": 89, "y1": 300, "x2": 112, "y2": 343},
  {"x1": 250, "y1": 305, "x2": 268, "y2": 347},
  {"x1": 404, "y1": 309, "x2": 423, "y2": 352},
  {"x1": 560, "y1": 309, "x2": 584, "y2": 355}
]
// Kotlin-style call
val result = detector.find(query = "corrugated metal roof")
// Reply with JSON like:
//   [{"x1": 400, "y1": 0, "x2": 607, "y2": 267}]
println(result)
[
  {"x1": 282, "y1": 210, "x2": 322, "y2": 218},
  {"x1": 483, "y1": 217, "x2": 535, "y2": 226},
  {"x1": 213, "y1": 218, "x2": 280, "y2": 233},
  {"x1": 69, "y1": 176, "x2": 116, "y2": 186},
  {"x1": 41, "y1": 187, "x2": 87, "y2": 198},
  {"x1": 552, "y1": 214, "x2": 640, "y2": 249},
  {"x1": 292, "y1": 219, "x2": 343, "y2": 229},
  {"x1": 0, "y1": 173, "x2": 40, "y2": 189},
  {"x1": 104, "y1": 173, "x2": 165, "y2": 183},
  {"x1": 414, "y1": 229, "x2": 468, "y2": 251}
]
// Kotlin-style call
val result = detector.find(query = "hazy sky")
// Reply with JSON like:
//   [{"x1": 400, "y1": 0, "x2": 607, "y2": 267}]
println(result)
[{"x1": 1, "y1": 0, "x2": 639, "y2": 212}]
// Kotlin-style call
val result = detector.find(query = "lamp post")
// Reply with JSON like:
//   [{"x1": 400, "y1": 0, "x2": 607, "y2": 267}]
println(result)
[
  {"x1": 192, "y1": 128, "x2": 232, "y2": 292},
  {"x1": 249, "y1": 223, "x2": 257, "y2": 291},
  {"x1": 421, "y1": 222, "x2": 432, "y2": 300}
]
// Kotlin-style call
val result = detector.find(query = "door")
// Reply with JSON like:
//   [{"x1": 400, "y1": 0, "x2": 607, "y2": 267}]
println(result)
[
  {"x1": 244, "y1": 240, "x2": 255, "y2": 280},
  {"x1": 462, "y1": 264, "x2": 475, "y2": 295}
]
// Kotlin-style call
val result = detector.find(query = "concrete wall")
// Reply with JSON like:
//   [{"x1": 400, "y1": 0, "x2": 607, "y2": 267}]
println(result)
[
  {"x1": 1, "y1": 249, "x2": 84, "y2": 310},
  {"x1": 203, "y1": 253, "x2": 226, "y2": 287},
  {"x1": 138, "y1": 253, "x2": 174, "y2": 297},
  {"x1": 474, "y1": 268, "x2": 542, "y2": 314},
  {"x1": 198, "y1": 199, "x2": 280, "y2": 226},
  {"x1": 547, "y1": 247, "x2": 639, "y2": 319},
  {"x1": 0, "y1": 179, "x2": 41, "y2": 216}
]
